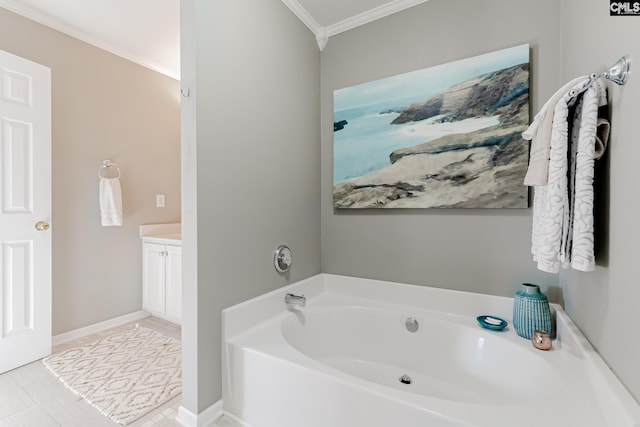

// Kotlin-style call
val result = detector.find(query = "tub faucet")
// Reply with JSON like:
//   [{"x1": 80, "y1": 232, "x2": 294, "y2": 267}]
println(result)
[{"x1": 285, "y1": 293, "x2": 306, "y2": 307}]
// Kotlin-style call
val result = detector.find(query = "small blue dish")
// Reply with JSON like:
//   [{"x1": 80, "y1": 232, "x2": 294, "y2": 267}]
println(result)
[{"x1": 477, "y1": 315, "x2": 508, "y2": 331}]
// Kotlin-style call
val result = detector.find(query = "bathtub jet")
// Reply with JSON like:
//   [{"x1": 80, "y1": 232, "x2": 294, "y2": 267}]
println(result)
[{"x1": 399, "y1": 374, "x2": 412, "y2": 385}]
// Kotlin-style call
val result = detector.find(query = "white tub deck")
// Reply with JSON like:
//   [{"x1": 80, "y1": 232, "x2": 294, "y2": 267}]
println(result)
[{"x1": 222, "y1": 274, "x2": 640, "y2": 427}]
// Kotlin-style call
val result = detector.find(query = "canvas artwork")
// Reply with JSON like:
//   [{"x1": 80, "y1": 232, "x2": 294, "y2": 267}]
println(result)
[{"x1": 333, "y1": 44, "x2": 530, "y2": 209}]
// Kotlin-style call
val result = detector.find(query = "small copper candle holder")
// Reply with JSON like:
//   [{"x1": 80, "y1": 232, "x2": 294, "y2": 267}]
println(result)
[{"x1": 532, "y1": 330, "x2": 552, "y2": 350}]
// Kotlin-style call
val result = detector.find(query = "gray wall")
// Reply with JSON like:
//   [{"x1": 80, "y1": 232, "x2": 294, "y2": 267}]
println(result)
[
  {"x1": 0, "y1": 8, "x2": 181, "y2": 335},
  {"x1": 321, "y1": 0, "x2": 562, "y2": 297},
  {"x1": 181, "y1": 0, "x2": 321, "y2": 412},
  {"x1": 321, "y1": 0, "x2": 640, "y2": 403},
  {"x1": 560, "y1": 0, "x2": 640, "y2": 402}
]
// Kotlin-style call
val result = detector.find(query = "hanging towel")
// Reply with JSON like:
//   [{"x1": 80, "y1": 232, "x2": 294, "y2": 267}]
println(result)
[
  {"x1": 522, "y1": 76, "x2": 586, "y2": 186},
  {"x1": 530, "y1": 87, "x2": 574, "y2": 273},
  {"x1": 100, "y1": 177, "x2": 123, "y2": 226},
  {"x1": 567, "y1": 80, "x2": 609, "y2": 272},
  {"x1": 528, "y1": 78, "x2": 608, "y2": 273}
]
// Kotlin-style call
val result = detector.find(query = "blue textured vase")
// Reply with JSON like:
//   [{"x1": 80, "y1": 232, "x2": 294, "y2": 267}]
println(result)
[{"x1": 513, "y1": 283, "x2": 552, "y2": 339}]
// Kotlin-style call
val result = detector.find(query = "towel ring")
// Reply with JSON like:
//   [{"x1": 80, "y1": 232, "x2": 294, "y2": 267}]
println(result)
[{"x1": 98, "y1": 160, "x2": 121, "y2": 178}]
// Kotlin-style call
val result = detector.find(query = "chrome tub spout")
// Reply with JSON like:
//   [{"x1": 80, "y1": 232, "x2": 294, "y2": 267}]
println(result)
[{"x1": 285, "y1": 293, "x2": 306, "y2": 307}]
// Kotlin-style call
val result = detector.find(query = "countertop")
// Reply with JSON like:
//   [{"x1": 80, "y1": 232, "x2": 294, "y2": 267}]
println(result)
[
  {"x1": 140, "y1": 223, "x2": 181, "y2": 245},
  {"x1": 141, "y1": 233, "x2": 181, "y2": 245}
]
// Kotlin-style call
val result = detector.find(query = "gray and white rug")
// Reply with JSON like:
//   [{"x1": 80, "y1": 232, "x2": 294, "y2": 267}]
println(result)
[{"x1": 43, "y1": 326, "x2": 181, "y2": 425}]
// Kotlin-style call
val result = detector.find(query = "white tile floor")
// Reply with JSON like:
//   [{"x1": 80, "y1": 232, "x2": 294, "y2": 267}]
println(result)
[{"x1": 0, "y1": 316, "x2": 183, "y2": 427}]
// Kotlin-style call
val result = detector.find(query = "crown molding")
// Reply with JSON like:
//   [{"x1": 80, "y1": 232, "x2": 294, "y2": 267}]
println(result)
[
  {"x1": 281, "y1": 0, "x2": 328, "y2": 50},
  {"x1": 327, "y1": 0, "x2": 431, "y2": 37},
  {"x1": 283, "y1": 0, "x2": 430, "y2": 50},
  {"x1": 0, "y1": 0, "x2": 179, "y2": 80}
]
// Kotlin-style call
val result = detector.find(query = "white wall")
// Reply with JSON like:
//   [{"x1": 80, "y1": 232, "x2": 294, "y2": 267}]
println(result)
[
  {"x1": 560, "y1": 0, "x2": 640, "y2": 402},
  {"x1": 0, "y1": 7, "x2": 181, "y2": 335},
  {"x1": 320, "y1": 0, "x2": 562, "y2": 298},
  {"x1": 181, "y1": 0, "x2": 321, "y2": 413}
]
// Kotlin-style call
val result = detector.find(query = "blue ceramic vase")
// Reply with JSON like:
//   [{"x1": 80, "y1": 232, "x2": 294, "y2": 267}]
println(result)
[{"x1": 513, "y1": 283, "x2": 552, "y2": 339}]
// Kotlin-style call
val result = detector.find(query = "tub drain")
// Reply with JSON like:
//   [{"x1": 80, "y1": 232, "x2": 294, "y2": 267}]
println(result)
[{"x1": 399, "y1": 374, "x2": 412, "y2": 385}]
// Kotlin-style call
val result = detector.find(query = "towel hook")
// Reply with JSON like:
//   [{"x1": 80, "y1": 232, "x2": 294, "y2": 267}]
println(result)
[{"x1": 98, "y1": 160, "x2": 121, "y2": 179}]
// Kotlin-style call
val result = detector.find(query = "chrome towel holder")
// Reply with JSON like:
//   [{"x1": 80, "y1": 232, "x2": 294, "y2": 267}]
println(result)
[
  {"x1": 569, "y1": 55, "x2": 631, "y2": 98},
  {"x1": 98, "y1": 160, "x2": 121, "y2": 178}
]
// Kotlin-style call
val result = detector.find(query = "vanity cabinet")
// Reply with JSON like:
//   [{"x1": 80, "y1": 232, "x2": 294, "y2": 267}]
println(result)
[
  {"x1": 140, "y1": 223, "x2": 182, "y2": 324},
  {"x1": 142, "y1": 242, "x2": 182, "y2": 322}
]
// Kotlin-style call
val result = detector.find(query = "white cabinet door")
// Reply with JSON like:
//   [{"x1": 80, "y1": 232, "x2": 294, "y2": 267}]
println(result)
[
  {"x1": 142, "y1": 243, "x2": 165, "y2": 314},
  {"x1": 0, "y1": 50, "x2": 51, "y2": 373},
  {"x1": 165, "y1": 245, "x2": 182, "y2": 319},
  {"x1": 142, "y1": 241, "x2": 181, "y2": 323}
]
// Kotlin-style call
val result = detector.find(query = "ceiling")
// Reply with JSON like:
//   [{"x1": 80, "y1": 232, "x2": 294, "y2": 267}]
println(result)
[
  {"x1": 0, "y1": 0, "x2": 430, "y2": 80},
  {"x1": 0, "y1": 0, "x2": 181, "y2": 79}
]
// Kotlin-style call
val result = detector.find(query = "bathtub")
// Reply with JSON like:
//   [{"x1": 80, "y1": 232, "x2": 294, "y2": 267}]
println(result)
[{"x1": 222, "y1": 274, "x2": 640, "y2": 427}]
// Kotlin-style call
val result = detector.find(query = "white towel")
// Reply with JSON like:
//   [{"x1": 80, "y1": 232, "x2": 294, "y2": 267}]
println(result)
[
  {"x1": 568, "y1": 80, "x2": 608, "y2": 272},
  {"x1": 529, "y1": 80, "x2": 607, "y2": 273},
  {"x1": 530, "y1": 90, "x2": 573, "y2": 273},
  {"x1": 522, "y1": 76, "x2": 586, "y2": 186},
  {"x1": 100, "y1": 177, "x2": 123, "y2": 226}
]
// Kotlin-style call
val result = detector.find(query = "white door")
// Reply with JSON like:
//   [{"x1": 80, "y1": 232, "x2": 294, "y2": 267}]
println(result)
[{"x1": 0, "y1": 49, "x2": 51, "y2": 373}]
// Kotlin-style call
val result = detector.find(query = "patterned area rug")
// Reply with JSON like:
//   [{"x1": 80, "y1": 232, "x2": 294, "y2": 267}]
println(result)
[{"x1": 43, "y1": 326, "x2": 181, "y2": 425}]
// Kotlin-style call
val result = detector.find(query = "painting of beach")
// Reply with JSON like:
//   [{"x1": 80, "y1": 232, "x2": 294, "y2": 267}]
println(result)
[{"x1": 333, "y1": 44, "x2": 530, "y2": 209}]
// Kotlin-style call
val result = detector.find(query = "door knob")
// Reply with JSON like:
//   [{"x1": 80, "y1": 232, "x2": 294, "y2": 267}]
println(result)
[{"x1": 35, "y1": 221, "x2": 50, "y2": 231}]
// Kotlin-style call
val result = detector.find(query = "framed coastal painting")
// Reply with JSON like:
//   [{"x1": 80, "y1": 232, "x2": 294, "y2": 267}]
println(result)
[{"x1": 333, "y1": 44, "x2": 530, "y2": 209}]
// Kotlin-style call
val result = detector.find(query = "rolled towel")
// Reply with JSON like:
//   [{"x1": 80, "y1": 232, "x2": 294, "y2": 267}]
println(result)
[{"x1": 99, "y1": 177, "x2": 122, "y2": 226}]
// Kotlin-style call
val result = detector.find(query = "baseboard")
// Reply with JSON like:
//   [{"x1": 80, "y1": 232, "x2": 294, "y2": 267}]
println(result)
[
  {"x1": 143, "y1": 307, "x2": 182, "y2": 325},
  {"x1": 52, "y1": 311, "x2": 151, "y2": 346},
  {"x1": 222, "y1": 410, "x2": 254, "y2": 426},
  {"x1": 176, "y1": 400, "x2": 223, "y2": 427}
]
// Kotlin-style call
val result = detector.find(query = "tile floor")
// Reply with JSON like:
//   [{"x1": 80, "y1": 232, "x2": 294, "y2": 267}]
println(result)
[{"x1": 0, "y1": 316, "x2": 183, "y2": 427}]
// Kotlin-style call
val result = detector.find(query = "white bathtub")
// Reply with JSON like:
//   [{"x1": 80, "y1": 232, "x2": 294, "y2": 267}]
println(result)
[{"x1": 222, "y1": 274, "x2": 640, "y2": 427}]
